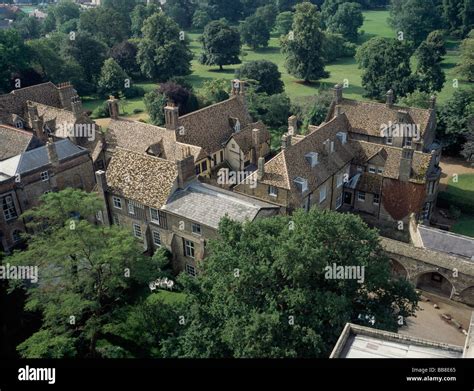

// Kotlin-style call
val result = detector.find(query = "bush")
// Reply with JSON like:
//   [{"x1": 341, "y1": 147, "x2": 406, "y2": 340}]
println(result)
[
  {"x1": 323, "y1": 32, "x2": 356, "y2": 63},
  {"x1": 124, "y1": 85, "x2": 145, "y2": 99},
  {"x1": 133, "y1": 108, "x2": 144, "y2": 114},
  {"x1": 91, "y1": 101, "x2": 110, "y2": 119}
]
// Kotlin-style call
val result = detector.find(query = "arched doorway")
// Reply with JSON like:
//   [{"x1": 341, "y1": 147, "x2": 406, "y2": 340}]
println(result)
[
  {"x1": 460, "y1": 287, "x2": 474, "y2": 307},
  {"x1": 390, "y1": 259, "x2": 408, "y2": 279},
  {"x1": 416, "y1": 271, "x2": 453, "y2": 298}
]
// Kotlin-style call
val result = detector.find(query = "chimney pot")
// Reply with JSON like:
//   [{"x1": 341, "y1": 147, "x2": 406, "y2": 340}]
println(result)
[
  {"x1": 177, "y1": 155, "x2": 195, "y2": 189},
  {"x1": 108, "y1": 96, "x2": 120, "y2": 120}
]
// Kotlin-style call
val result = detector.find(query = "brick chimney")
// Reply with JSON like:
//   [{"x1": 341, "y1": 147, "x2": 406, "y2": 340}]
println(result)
[
  {"x1": 107, "y1": 96, "x2": 120, "y2": 120},
  {"x1": 399, "y1": 146, "x2": 414, "y2": 181},
  {"x1": 288, "y1": 115, "x2": 297, "y2": 135},
  {"x1": 71, "y1": 96, "x2": 83, "y2": 120},
  {"x1": 231, "y1": 79, "x2": 245, "y2": 96},
  {"x1": 27, "y1": 101, "x2": 38, "y2": 122},
  {"x1": 257, "y1": 157, "x2": 265, "y2": 181},
  {"x1": 386, "y1": 89, "x2": 394, "y2": 108},
  {"x1": 333, "y1": 84, "x2": 343, "y2": 104},
  {"x1": 95, "y1": 170, "x2": 111, "y2": 226},
  {"x1": 164, "y1": 101, "x2": 179, "y2": 132},
  {"x1": 32, "y1": 116, "x2": 47, "y2": 143},
  {"x1": 334, "y1": 105, "x2": 343, "y2": 117},
  {"x1": 177, "y1": 152, "x2": 195, "y2": 189}
]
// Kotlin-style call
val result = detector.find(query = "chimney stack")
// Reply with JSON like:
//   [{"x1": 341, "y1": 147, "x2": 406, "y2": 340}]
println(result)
[
  {"x1": 107, "y1": 96, "x2": 120, "y2": 120},
  {"x1": 164, "y1": 101, "x2": 179, "y2": 132},
  {"x1": 334, "y1": 84, "x2": 343, "y2": 104},
  {"x1": 95, "y1": 170, "x2": 111, "y2": 226},
  {"x1": 288, "y1": 115, "x2": 297, "y2": 135},
  {"x1": 47, "y1": 141, "x2": 59, "y2": 166},
  {"x1": 252, "y1": 128, "x2": 260, "y2": 147},
  {"x1": 177, "y1": 154, "x2": 195, "y2": 189},
  {"x1": 71, "y1": 96, "x2": 83, "y2": 119},
  {"x1": 57, "y1": 82, "x2": 76, "y2": 110},
  {"x1": 32, "y1": 116, "x2": 47, "y2": 143},
  {"x1": 430, "y1": 95, "x2": 436, "y2": 109},
  {"x1": 257, "y1": 157, "x2": 265, "y2": 181},
  {"x1": 399, "y1": 146, "x2": 414, "y2": 181},
  {"x1": 386, "y1": 89, "x2": 394, "y2": 108},
  {"x1": 335, "y1": 105, "x2": 343, "y2": 117},
  {"x1": 231, "y1": 79, "x2": 245, "y2": 96}
]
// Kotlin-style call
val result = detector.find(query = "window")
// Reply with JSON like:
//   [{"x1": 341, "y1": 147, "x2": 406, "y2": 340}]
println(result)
[
  {"x1": 150, "y1": 208, "x2": 160, "y2": 224},
  {"x1": 319, "y1": 185, "x2": 327, "y2": 203},
  {"x1": 373, "y1": 194, "x2": 380, "y2": 205},
  {"x1": 195, "y1": 164, "x2": 201, "y2": 175},
  {"x1": 428, "y1": 181, "x2": 436, "y2": 195},
  {"x1": 185, "y1": 264, "x2": 196, "y2": 277},
  {"x1": 192, "y1": 223, "x2": 202, "y2": 235},
  {"x1": 152, "y1": 231, "x2": 161, "y2": 246},
  {"x1": 2, "y1": 196, "x2": 17, "y2": 221},
  {"x1": 128, "y1": 202, "x2": 135, "y2": 215},
  {"x1": 112, "y1": 215, "x2": 120, "y2": 226},
  {"x1": 377, "y1": 168, "x2": 384, "y2": 174},
  {"x1": 184, "y1": 240, "x2": 195, "y2": 258},
  {"x1": 336, "y1": 193, "x2": 343, "y2": 209},
  {"x1": 113, "y1": 196, "x2": 122, "y2": 209},
  {"x1": 201, "y1": 160, "x2": 207, "y2": 172},
  {"x1": 15, "y1": 120, "x2": 23, "y2": 129},
  {"x1": 358, "y1": 191, "x2": 366, "y2": 202},
  {"x1": 213, "y1": 154, "x2": 217, "y2": 165},
  {"x1": 404, "y1": 137, "x2": 412, "y2": 147},
  {"x1": 12, "y1": 230, "x2": 22, "y2": 243},
  {"x1": 220, "y1": 150, "x2": 224, "y2": 163},
  {"x1": 386, "y1": 136, "x2": 393, "y2": 145},
  {"x1": 336, "y1": 174, "x2": 343, "y2": 188},
  {"x1": 368, "y1": 166, "x2": 376, "y2": 174},
  {"x1": 133, "y1": 224, "x2": 142, "y2": 238},
  {"x1": 268, "y1": 185, "x2": 278, "y2": 197},
  {"x1": 40, "y1": 171, "x2": 49, "y2": 181}
]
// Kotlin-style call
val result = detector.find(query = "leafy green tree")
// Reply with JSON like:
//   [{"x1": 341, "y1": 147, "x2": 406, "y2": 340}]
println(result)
[
  {"x1": 461, "y1": 118, "x2": 474, "y2": 161},
  {"x1": 322, "y1": 32, "x2": 357, "y2": 62},
  {"x1": 0, "y1": 29, "x2": 31, "y2": 93},
  {"x1": 293, "y1": 90, "x2": 333, "y2": 129},
  {"x1": 130, "y1": 3, "x2": 160, "y2": 37},
  {"x1": 237, "y1": 60, "x2": 284, "y2": 95},
  {"x1": 13, "y1": 14, "x2": 42, "y2": 39},
  {"x1": 326, "y1": 2, "x2": 364, "y2": 42},
  {"x1": 356, "y1": 37, "x2": 416, "y2": 100},
  {"x1": 62, "y1": 32, "x2": 108, "y2": 85},
  {"x1": 275, "y1": 11, "x2": 294, "y2": 35},
  {"x1": 247, "y1": 89, "x2": 291, "y2": 128},
  {"x1": 50, "y1": 0, "x2": 81, "y2": 27},
  {"x1": 255, "y1": 4, "x2": 279, "y2": 31},
  {"x1": 414, "y1": 31, "x2": 446, "y2": 93},
  {"x1": 208, "y1": 0, "x2": 243, "y2": 21},
  {"x1": 442, "y1": 0, "x2": 463, "y2": 34},
  {"x1": 276, "y1": 0, "x2": 300, "y2": 12},
  {"x1": 110, "y1": 40, "x2": 140, "y2": 76},
  {"x1": 192, "y1": 8, "x2": 212, "y2": 29},
  {"x1": 399, "y1": 91, "x2": 432, "y2": 109},
  {"x1": 280, "y1": 2, "x2": 328, "y2": 83},
  {"x1": 199, "y1": 78, "x2": 231, "y2": 105},
  {"x1": 137, "y1": 13, "x2": 193, "y2": 81},
  {"x1": 321, "y1": 0, "x2": 345, "y2": 27},
  {"x1": 460, "y1": 0, "x2": 474, "y2": 36},
  {"x1": 98, "y1": 58, "x2": 130, "y2": 98},
  {"x1": 456, "y1": 30, "x2": 474, "y2": 81},
  {"x1": 240, "y1": 14, "x2": 271, "y2": 50},
  {"x1": 79, "y1": 7, "x2": 130, "y2": 47},
  {"x1": 163, "y1": 0, "x2": 197, "y2": 29},
  {"x1": 144, "y1": 89, "x2": 168, "y2": 125},
  {"x1": 162, "y1": 210, "x2": 418, "y2": 358},
  {"x1": 199, "y1": 20, "x2": 241, "y2": 70},
  {"x1": 437, "y1": 88, "x2": 474, "y2": 151},
  {"x1": 389, "y1": 0, "x2": 443, "y2": 44},
  {"x1": 7, "y1": 189, "x2": 164, "y2": 358}
]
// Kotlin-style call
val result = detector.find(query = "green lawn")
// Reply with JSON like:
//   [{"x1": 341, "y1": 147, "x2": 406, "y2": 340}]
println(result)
[
  {"x1": 451, "y1": 215, "x2": 474, "y2": 238},
  {"x1": 83, "y1": 10, "x2": 467, "y2": 117},
  {"x1": 438, "y1": 173, "x2": 474, "y2": 217},
  {"x1": 147, "y1": 289, "x2": 187, "y2": 305}
]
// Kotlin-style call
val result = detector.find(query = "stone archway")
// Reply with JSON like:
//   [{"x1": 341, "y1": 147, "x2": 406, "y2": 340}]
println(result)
[
  {"x1": 460, "y1": 286, "x2": 474, "y2": 307},
  {"x1": 390, "y1": 258, "x2": 408, "y2": 279},
  {"x1": 416, "y1": 271, "x2": 454, "y2": 298}
]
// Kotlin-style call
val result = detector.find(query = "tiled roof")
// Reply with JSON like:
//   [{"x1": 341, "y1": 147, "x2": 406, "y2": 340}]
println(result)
[
  {"x1": 105, "y1": 118, "x2": 204, "y2": 162},
  {"x1": 350, "y1": 140, "x2": 433, "y2": 183},
  {"x1": 0, "y1": 125, "x2": 34, "y2": 161},
  {"x1": 354, "y1": 172, "x2": 383, "y2": 194},
  {"x1": 106, "y1": 148, "x2": 178, "y2": 210},
  {"x1": 163, "y1": 181, "x2": 278, "y2": 229},
  {"x1": 177, "y1": 96, "x2": 252, "y2": 155},
  {"x1": 243, "y1": 115, "x2": 353, "y2": 191},
  {"x1": 329, "y1": 98, "x2": 432, "y2": 138},
  {"x1": 27, "y1": 101, "x2": 76, "y2": 129},
  {"x1": 229, "y1": 121, "x2": 270, "y2": 153},
  {"x1": 0, "y1": 139, "x2": 88, "y2": 178}
]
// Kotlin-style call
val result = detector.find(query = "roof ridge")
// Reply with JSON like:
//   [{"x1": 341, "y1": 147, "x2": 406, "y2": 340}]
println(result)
[
  {"x1": 342, "y1": 97, "x2": 431, "y2": 113},
  {"x1": 178, "y1": 95, "x2": 240, "y2": 119}
]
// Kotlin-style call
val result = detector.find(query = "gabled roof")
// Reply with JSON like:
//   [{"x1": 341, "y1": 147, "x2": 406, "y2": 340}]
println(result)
[
  {"x1": 350, "y1": 140, "x2": 433, "y2": 183},
  {"x1": 328, "y1": 98, "x2": 432, "y2": 139},
  {"x1": 105, "y1": 118, "x2": 204, "y2": 162},
  {"x1": 0, "y1": 139, "x2": 88, "y2": 178},
  {"x1": 227, "y1": 121, "x2": 270, "y2": 153},
  {"x1": 106, "y1": 148, "x2": 178, "y2": 210},
  {"x1": 177, "y1": 96, "x2": 252, "y2": 156},
  {"x1": 0, "y1": 124, "x2": 35, "y2": 161},
  {"x1": 26, "y1": 101, "x2": 77, "y2": 130}
]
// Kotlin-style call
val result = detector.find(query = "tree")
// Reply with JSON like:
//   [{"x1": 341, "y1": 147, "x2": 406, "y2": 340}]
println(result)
[
  {"x1": 137, "y1": 13, "x2": 193, "y2": 81},
  {"x1": 110, "y1": 41, "x2": 140, "y2": 76},
  {"x1": 50, "y1": 0, "x2": 81, "y2": 27},
  {"x1": 79, "y1": 7, "x2": 130, "y2": 47},
  {"x1": 192, "y1": 8, "x2": 211, "y2": 30},
  {"x1": 161, "y1": 209, "x2": 418, "y2": 358},
  {"x1": 13, "y1": 14, "x2": 42, "y2": 40},
  {"x1": 199, "y1": 20, "x2": 241, "y2": 70},
  {"x1": 130, "y1": 3, "x2": 159, "y2": 37},
  {"x1": 389, "y1": 0, "x2": 443, "y2": 45},
  {"x1": 199, "y1": 78, "x2": 231, "y2": 105},
  {"x1": 437, "y1": 88, "x2": 474, "y2": 152},
  {"x1": 322, "y1": 32, "x2": 357, "y2": 62},
  {"x1": 293, "y1": 90, "x2": 333, "y2": 129},
  {"x1": 144, "y1": 89, "x2": 168, "y2": 126},
  {"x1": 158, "y1": 81, "x2": 198, "y2": 115},
  {"x1": 208, "y1": 0, "x2": 243, "y2": 22},
  {"x1": 237, "y1": 60, "x2": 284, "y2": 95},
  {"x1": 456, "y1": 30, "x2": 474, "y2": 81},
  {"x1": 240, "y1": 14, "x2": 271, "y2": 50},
  {"x1": 280, "y1": 2, "x2": 328, "y2": 83},
  {"x1": 461, "y1": 117, "x2": 474, "y2": 161},
  {"x1": 255, "y1": 4, "x2": 279, "y2": 31},
  {"x1": 275, "y1": 11, "x2": 294, "y2": 36},
  {"x1": 442, "y1": 0, "x2": 463, "y2": 34},
  {"x1": 98, "y1": 58, "x2": 130, "y2": 98},
  {"x1": 247, "y1": 90, "x2": 291, "y2": 128},
  {"x1": 399, "y1": 91, "x2": 432, "y2": 109},
  {"x1": 356, "y1": 37, "x2": 416, "y2": 100},
  {"x1": 414, "y1": 32, "x2": 446, "y2": 93},
  {"x1": 163, "y1": 0, "x2": 197, "y2": 29},
  {"x1": 7, "y1": 189, "x2": 164, "y2": 358},
  {"x1": 326, "y1": 2, "x2": 364, "y2": 42},
  {"x1": 62, "y1": 32, "x2": 108, "y2": 85},
  {"x1": 321, "y1": 0, "x2": 345, "y2": 27},
  {"x1": 0, "y1": 29, "x2": 31, "y2": 93}
]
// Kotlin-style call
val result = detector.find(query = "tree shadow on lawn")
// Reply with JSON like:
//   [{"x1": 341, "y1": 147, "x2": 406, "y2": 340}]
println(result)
[
  {"x1": 292, "y1": 79, "x2": 365, "y2": 96},
  {"x1": 207, "y1": 67, "x2": 236, "y2": 74},
  {"x1": 250, "y1": 46, "x2": 281, "y2": 55}
]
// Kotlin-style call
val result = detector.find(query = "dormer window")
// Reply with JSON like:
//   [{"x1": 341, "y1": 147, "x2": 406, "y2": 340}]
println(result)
[
  {"x1": 305, "y1": 152, "x2": 318, "y2": 167},
  {"x1": 15, "y1": 120, "x2": 23, "y2": 129},
  {"x1": 336, "y1": 132, "x2": 347, "y2": 144},
  {"x1": 294, "y1": 177, "x2": 308, "y2": 193},
  {"x1": 234, "y1": 119, "x2": 241, "y2": 133}
]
